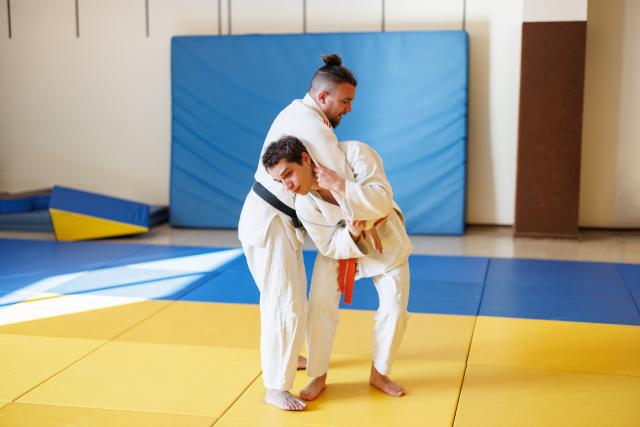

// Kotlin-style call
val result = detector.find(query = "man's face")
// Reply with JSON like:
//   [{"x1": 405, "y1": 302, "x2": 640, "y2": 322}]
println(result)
[
  {"x1": 268, "y1": 153, "x2": 315, "y2": 195},
  {"x1": 318, "y1": 83, "x2": 356, "y2": 127}
]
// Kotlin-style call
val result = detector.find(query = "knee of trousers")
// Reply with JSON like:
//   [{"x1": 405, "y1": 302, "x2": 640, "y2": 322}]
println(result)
[
  {"x1": 260, "y1": 301, "x2": 305, "y2": 322},
  {"x1": 259, "y1": 295, "x2": 306, "y2": 327},
  {"x1": 308, "y1": 284, "x2": 341, "y2": 309},
  {"x1": 376, "y1": 302, "x2": 409, "y2": 323},
  {"x1": 306, "y1": 297, "x2": 340, "y2": 320}
]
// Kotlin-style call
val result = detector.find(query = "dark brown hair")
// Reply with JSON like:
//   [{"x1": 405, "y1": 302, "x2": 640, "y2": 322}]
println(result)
[
  {"x1": 309, "y1": 53, "x2": 357, "y2": 91},
  {"x1": 262, "y1": 135, "x2": 308, "y2": 170}
]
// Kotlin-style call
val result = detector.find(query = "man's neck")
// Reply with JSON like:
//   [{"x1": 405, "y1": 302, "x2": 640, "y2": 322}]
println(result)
[{"x1": 316, "y1": 188, "x2": 338, "y2": 205}]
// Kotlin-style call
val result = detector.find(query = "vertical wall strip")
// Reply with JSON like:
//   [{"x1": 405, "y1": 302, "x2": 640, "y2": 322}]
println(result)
[
  {"x1": 227, "y1": 0, "x2": 231, "y2": 35},
  {"x1": 145, "y1": 0, "x2": 149, "y2": 37},
  {"x1": 6, "y1": 0, "x2": 11, "y2": 38},
  {"x1": 217, "y1": 0, "x2": 222, "y2": 35},
  {"x1": 302, "y1": 0, "x2": 307, "y2": 33},
  {"x1": 381, "y1": 0, "x2": 385, "y2": 32},
  {"x1": 462, "y1": 0, "x2": 466, "y2": 30},
  {"x1": 74, "y1": 0, "x2": 79, "y2": 38}
]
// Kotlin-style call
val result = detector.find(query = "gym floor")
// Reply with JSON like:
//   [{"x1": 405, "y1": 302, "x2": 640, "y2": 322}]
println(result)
[{"x1": 0, "y1": 226, "x2": 639, "y2": 426}]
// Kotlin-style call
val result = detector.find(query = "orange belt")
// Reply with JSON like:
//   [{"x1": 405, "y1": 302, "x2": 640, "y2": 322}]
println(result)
[
  {"x1": 337, "y1": 216, "x2": 387, "y2": 305},
  {"x1": 338, "y1": 258, "x2": 357, "y2": 304}
]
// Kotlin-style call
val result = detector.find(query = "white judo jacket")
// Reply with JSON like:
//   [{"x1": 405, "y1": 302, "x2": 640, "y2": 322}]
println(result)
[
  {"x1": 295, "y1": 141, "x2": 413, "y2": 278},
  {"x1": 238, "y1": 93, "x2": 354, "y2": 248}
]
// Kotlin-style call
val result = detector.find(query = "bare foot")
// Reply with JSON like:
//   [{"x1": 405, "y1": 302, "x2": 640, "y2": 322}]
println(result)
[
  {"x1": 297, "y1": 355, "x2": 307, "y2": 370},
  {"x1": 300, "y1": 374, "x2": 327, "y2": 401},
  {"x1": 369, "y1": 365, "x2": 406, "y2": 397},
  {"x1": 264, "y1": 389, "x2": 307, "y2": 411}
]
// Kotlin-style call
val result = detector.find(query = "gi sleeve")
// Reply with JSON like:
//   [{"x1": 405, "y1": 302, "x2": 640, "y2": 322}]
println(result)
[
  {"x1": 295, "y1": 195, "x2": 368, "y2": 260},
  {"x1": 340, "y1": 143, "x2": 394, "y2": 221}
]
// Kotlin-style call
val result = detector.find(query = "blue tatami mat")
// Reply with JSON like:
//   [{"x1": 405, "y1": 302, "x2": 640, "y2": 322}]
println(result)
[
  {"x1": 481, "y1": 258, "x2": 640, "y2": 325},
  {"x1": 0, "y1": 239, "x2": 219, "y2": 278},
  {"x1": 409, "y1": 255, "x2": 488, "y2": 282},
  {"x1": 178, "y1": 256, "x2": 259, "y2": 305},
  {"x1": 178, "y1": 253, "x2": 487, "y2": 316},
  {"x1": 178, "y1": 251, "x2": 318, "y2": 305},
  {"x1": 618, "y1": 263, "x2": 640, "y2": 292},
  {"x1": 0, "y1": 239, "x2": 243, "y2": 305},
  {"x1": 343, "y1": 255, "x2": 488, "y2": 315},
  {"x1": 480, "y1": 281, "x2": 640, "y2": 325},
  {"x1": 486, "y1": 258, "x2": 626, "y2": 290},
  {"x1": 618, "y1": 263, "x2": 640, "y2": 311},
  {"x1": 1, "y1": 238, "x2": 639, "y2": 325}
]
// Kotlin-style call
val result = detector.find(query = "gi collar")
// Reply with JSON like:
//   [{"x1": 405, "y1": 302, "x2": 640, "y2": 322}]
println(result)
[{"x1": 302, "y1": 92, "x2": 333, "y2": 128}]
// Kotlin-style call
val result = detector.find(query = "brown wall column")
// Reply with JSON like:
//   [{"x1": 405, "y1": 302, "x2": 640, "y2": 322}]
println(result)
[{"x1": 514, "y1": 21, "x2": 587, "y2": 238}]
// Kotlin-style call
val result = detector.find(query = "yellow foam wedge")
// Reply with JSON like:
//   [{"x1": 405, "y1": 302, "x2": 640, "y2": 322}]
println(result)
[{"x1": 50, "y1": 208, "x2": 148, "y2": 241}]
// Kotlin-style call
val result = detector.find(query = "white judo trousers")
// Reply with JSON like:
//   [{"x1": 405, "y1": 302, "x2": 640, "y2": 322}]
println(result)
[
  {"x1": 242, "y1": 217, "x2": 306, "y2": 390},
  {"x1": 238, "y1": 93, "x2": 355, "y2": 390},
  {"x1": 295, "y1": 141, "x2": 413, "y2": 378},
  {"x1": 306, "y1": 255, "x2": 410, "y2": 377}
]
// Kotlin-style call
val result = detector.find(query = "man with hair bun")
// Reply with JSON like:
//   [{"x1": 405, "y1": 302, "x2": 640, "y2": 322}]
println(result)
[{"x1": 238, "y1": 54, "x2": 357, "y2": 411}]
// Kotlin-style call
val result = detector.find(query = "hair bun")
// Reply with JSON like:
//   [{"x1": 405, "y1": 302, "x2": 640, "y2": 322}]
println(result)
[{"x1": 321, "y1": 54, "x2": 342, "y2": 67}]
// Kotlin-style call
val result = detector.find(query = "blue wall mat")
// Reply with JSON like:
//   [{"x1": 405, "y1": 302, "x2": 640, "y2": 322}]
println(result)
[
  {"x1": 0, "y1": 210, "x2": 53, "y2": 232},
  {"x1": 171, "y1": 31, "x2": 468, "y2": 234},
  {"x1": 0, "y1": 206, "x2": 168, "y2": 233},
  {"x1": 0, "y1": 198, "x2": 32, "y2": 213}
]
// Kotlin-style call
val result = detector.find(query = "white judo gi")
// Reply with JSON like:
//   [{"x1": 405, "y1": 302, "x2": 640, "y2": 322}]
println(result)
[
  {"x1": 295, "y1": 141, "x2": 413, "y2": 378},
  {"x1": 238, "y1": 93, "x2": 354, "y2": 390}
]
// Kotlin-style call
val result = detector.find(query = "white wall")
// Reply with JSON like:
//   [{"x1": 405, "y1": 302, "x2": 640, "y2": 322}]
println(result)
[
  {"x1": 0, "y1": 0, "x2": 637, "y2": 227},
  {"x1": 0, "y1": 0, "x2": 220, "y2": 205},
  {"x1": 465, "y1": 0, "x2": 523, "y2": 225},
  {"x1": 580, "y1": 0, "x2": 640, "y2": 227},
  {"x1": 523, "y1": 0, "x2": 587, "y2": 21}
]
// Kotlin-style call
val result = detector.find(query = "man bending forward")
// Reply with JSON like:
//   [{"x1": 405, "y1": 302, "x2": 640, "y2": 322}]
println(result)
[{"x1": 262, "y1": 135, "x2": 412, "y2": 400}]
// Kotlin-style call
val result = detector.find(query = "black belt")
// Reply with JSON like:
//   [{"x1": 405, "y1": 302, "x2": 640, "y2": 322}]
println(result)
[{"x1": 252, "y1": 181, "x2": 304, "y2": 229}]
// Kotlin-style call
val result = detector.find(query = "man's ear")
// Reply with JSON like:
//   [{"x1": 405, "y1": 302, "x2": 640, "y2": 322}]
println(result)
[
  {"x1": 317, "y1": 90, "x2": 329, "y2": 104},
  {"x1": 301, "y1": 152, "x2": 311, "y2": 165}
]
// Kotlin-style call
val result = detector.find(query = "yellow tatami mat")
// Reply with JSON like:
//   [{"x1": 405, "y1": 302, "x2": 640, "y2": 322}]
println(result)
[
  {"x1": 209, "y1": 310, "x2": 474, "y2": 426},
  {"x1": 0, "y1": 403, "x2": 214, "y2": 427},
  {"x1": 453, "y1": 364, "x2": 640, "y2": 427},
  {"x1": 219, "y1": 354, "x2": 466, "y2": 427},
  {"x1": 332, "y1": 310, "x2": 476, "y2": 362},
  {"x1": 0, "y1": 300, "x2": 171, "y2": 340},
  {"x1": 0, "y1": 334, "x2": 103, "y2": 402},
  {"x1": 17, "y1": 341, "x2": 261, "y2": 418},
  {"x1": 215, "y1": 416, "x2": 329, "y2": 426},
  {"x1": 469, "y1": 316, "x2": 640, "y2": 376},
  {"x1": 116, "y1": 302, "x2": 261, "y2": 349}
]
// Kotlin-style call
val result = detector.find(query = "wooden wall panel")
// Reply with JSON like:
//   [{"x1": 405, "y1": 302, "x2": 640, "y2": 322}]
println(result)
[{"x1": 514, "y1": 21, "x2": 587, "y2": 238}]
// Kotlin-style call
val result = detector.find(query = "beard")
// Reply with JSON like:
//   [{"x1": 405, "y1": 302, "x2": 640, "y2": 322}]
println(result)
[{"x1": 329, "y1": 115, "x2": 342, "y2": 128}]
